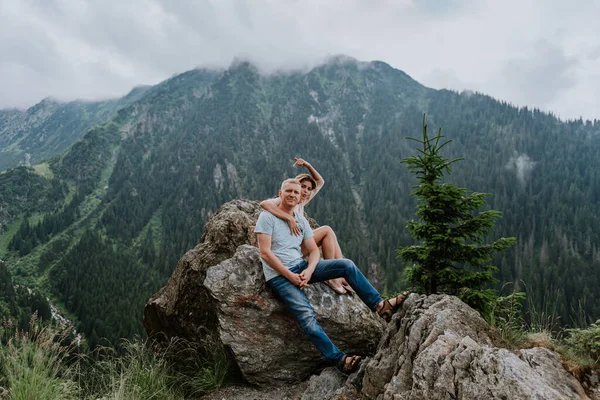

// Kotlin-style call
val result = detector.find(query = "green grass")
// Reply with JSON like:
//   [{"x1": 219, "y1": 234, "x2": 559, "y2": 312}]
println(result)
[
  {"x1": 0, "y1": 219, "x2": 21, "y2": 256},
  {"x1": 485, "y1": 284, "x2": 600, "y2": 376},
  {"x1": 0, "y1": 314, "x2": 80, "y2": 400},
  {"x1": 0, "y1": 213, "x2": 46, "y2": 271},
  {"x1": 133, "y1": 208, "x2": 163, "y2": 251},
  {"x1": 0, "y1": 316, "x2": 234, "y2": 400},
  {"x1": 28, "y1": 213, "x2": 45, "y2": 226},
  {"x1": 98, "y1": 147, "x2": 118, "y2": 186},
  {"x1": 85, "y1": 340, "x2": 180, "y2": 400},
  {"x1": 32, "y1": 163, "x2": 54, "y2": 180},
  {"x1": 84, "y1": 335, "x2": 234, "y2": 400}
]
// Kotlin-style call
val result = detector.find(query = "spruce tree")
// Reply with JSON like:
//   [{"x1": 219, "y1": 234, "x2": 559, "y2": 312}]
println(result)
[{"x1": 398, "y1": 117, "x2": 516, "y2": 314}]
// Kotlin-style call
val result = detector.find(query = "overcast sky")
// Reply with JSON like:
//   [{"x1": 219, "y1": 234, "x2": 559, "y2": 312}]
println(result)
[{"x1": 1, "y1": 0, "x2": 599, "y2": 121}]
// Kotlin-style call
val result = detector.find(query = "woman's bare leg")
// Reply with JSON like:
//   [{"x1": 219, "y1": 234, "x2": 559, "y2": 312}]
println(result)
[
  {"x1": 311, "y1": 226, "x2": 353, "y2": 294},
  {"x1": 313, "y1": 226, "x2": 343, "y2": 259}
]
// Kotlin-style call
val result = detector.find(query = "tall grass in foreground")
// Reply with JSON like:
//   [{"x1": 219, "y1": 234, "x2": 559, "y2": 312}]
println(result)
[
  {"x1": 486, "y1": 283, "x2": 600, "y2": 373},
  {"x1": 485, "y1": 283, "x2": 527, "y2": 347},
  {"x1": 0, "y1": 314, "x2": 79, "y2": 399},
  {"x1": 83, "y1": 335, "x2": 233, "y2": 400},
  {"x1": 82, "y1": 340, "x2": 179, "y2": 400},
  {"x1": 0, "y1": 315, "x2": 233, "y2": 399}
]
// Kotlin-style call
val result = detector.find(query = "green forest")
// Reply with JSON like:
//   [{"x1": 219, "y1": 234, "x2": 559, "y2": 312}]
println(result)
[{"x1": 1, "y1": 58, "x2": 599, "y2": 348}]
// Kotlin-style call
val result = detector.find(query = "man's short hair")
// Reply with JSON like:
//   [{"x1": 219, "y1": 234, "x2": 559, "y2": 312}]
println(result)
[
  {"x1": 280, "y1": 178, "x2": 301, "y2": 191},
  {"x1": 295, "y1": 174, "x2": 317, "y2": 191}
]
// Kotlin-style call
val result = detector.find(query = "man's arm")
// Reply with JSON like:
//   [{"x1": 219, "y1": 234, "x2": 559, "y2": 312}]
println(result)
[
  {"x1": 298, "y1": 237, "x2": 320, "y2": 288},
  {"x1": 257, "y1": 233, "x2": 304, "y2": 287},
  {"x1": 260, "y1": 198, "x2": 301, "y2": 236}
]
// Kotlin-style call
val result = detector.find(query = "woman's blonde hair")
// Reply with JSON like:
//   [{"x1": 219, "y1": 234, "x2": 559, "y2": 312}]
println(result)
[{"x1": 294, "y1": 173, "x2": 317, "y2": 190}]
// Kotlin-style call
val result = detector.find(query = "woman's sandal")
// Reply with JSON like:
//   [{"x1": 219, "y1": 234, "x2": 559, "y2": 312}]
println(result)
[
  {"x1": 377, "y1": 291, "x2": 410, "y2": 322},
  {"x1": 339, "y1": 355, "x2": 361, "y2": 373}
]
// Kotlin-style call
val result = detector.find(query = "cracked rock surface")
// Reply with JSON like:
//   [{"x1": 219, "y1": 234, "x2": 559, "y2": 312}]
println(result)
[{"x1": 343, "y1": 294, "x2": 589, "y2": 400}]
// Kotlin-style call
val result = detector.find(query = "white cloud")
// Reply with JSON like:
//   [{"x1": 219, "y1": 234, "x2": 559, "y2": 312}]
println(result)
[
  {"x1": 487, "y1": 40, "x2": 578, "y2": 109},
  {"x1": 505, "y1": 152, "x2": 536, "y2": 187},
  {"x1": 1, "y1": 0, "x2": 599, "y2": 120}
]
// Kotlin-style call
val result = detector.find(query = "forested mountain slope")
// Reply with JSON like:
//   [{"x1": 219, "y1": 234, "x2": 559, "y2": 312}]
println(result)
[
  {"x1": 0, "y1": 85, "x2": 151, "y2": 172},
  {"x1": 1, "y1": 57, "x2": 598, "y2": 347}
]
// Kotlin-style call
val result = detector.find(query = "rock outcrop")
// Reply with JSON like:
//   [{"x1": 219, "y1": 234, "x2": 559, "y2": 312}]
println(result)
[
  {"x1": 144, "y1": 200, "x2": 386, "y2": 385},
  {"x1": 338, "y1": 294, "x2": 592, "y2": 400},
  {"x1": 202, "y1": 293, "x2": 597, "y2": 400}
]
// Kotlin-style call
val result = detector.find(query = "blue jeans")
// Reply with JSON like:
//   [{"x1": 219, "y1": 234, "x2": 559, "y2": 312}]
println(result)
[{"x1": 267, "y1": 258, "x2": 383, "y2": 365}]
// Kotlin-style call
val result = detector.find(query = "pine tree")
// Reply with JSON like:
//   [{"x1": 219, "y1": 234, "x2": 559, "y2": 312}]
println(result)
[
  {"x1": 140, "y1": 226, "x2": 156, "y2": 265},
  {"x1": 398, "y1": 116, "x2": 516, "y2": 314}
]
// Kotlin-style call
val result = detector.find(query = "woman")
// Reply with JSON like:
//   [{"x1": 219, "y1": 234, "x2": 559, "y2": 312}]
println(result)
[{"x1": 260, "y1": 157, "x2": 353, "y2": 294}]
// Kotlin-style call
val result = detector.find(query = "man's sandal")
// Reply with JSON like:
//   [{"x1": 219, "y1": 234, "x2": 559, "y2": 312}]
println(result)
[
  {"x1": 377, "y1": 291, "x2": 410, "y2": 322},
  {"x1": 339, "y1": 355, "x2": 361, "y2": 373}
]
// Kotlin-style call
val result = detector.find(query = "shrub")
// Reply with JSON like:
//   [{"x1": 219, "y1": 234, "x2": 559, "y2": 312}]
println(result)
[{"x1": 564, "y1": 320, "x2": 600, "y2": 364}]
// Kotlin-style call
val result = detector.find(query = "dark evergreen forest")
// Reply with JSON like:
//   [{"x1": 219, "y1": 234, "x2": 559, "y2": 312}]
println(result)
[{"x1": 1, "y1": 58, "x2": 599, "y2": 347}]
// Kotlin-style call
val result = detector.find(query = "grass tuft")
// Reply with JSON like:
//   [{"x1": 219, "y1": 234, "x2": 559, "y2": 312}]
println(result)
[
  {"x1": 0, "y1": 315, "x2": 234, "y2": 399},
  {"x1": 0, "y1": 313, "x2": 80, "y2": 400}
]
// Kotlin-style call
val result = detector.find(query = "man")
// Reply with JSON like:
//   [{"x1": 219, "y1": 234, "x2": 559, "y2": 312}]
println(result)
[{"x1": 254, "y1": 178, "x2": 408, "y2": 373}]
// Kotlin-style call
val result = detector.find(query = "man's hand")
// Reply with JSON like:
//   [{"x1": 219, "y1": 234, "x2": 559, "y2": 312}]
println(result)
[
  {"x1": 287, "y1": 216, "x2": 301, "y2": 236},
  {"x1": 299, "y1": 269, "x2": 313, "y2": 289},
  {"x1": 287, "y1": 272, "x2": 305, "y2": 288}
]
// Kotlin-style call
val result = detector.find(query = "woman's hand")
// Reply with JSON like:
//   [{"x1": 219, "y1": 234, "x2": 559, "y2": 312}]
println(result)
[
  {"x1": 293, "y1": 157, "x2": 310, "y2": 168},
  {"x1": 287, "y1": 216, "x2": 301, "y2": 236}
]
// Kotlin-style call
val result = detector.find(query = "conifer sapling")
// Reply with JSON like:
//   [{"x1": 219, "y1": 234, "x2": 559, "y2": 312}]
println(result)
[{"x1": 398, "y1": 116, "x2": 516, "y2": 315}]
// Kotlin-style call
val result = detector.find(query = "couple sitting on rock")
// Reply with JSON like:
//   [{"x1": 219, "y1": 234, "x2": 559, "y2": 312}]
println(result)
[{"x1": 255, "y1": 158, "x2": 408, "y2": 373}]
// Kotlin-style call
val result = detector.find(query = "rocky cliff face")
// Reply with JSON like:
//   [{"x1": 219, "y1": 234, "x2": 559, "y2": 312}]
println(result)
[{"x1": 146, "y1": 200, "x2": 599, "y2": 399}]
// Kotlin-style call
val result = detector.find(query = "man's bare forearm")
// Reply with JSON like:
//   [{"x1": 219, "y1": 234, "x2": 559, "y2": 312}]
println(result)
[
  {"x1": 260, "y1": 249, "x2": 293, "y2": 278},
  {"x1": 306, "y1": 247, "x2": 320, "y2": 274}
]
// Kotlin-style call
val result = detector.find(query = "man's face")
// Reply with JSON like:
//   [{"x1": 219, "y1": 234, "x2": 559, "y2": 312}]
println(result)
[
  {"x1": 279, "y1": 182, "x2": 301, "y2": 207},
  {"x1": 299, "y1": 179, "x2": 314, "y2": 201}
]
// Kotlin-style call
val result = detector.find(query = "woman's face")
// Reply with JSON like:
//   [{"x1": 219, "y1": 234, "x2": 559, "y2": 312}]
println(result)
[{"x1": 299, "y1": 179, "x2": 314, "y2": 201}]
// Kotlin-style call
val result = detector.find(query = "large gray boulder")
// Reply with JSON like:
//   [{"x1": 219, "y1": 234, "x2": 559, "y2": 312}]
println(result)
[
  {"x1": 205, "y1": 244, "x2": 384, "y2": 385},
  {"x1": 337, "y1": 294, "x2": 591, "y2": 400},
  {"x1": 144, "y1": 200, "x2": 262, "y2": 345},
  {"x1": 198, "y1": 291, "x2": 599, "y2": 400},
  {"x1": 144, "y1": 200, "x2": 386, "y2": 386}
]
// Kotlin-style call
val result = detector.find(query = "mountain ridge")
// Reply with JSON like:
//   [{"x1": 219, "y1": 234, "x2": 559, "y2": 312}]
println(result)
[{"x1": 1, "y1": 57, "x2": 599, "y2": 347}]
